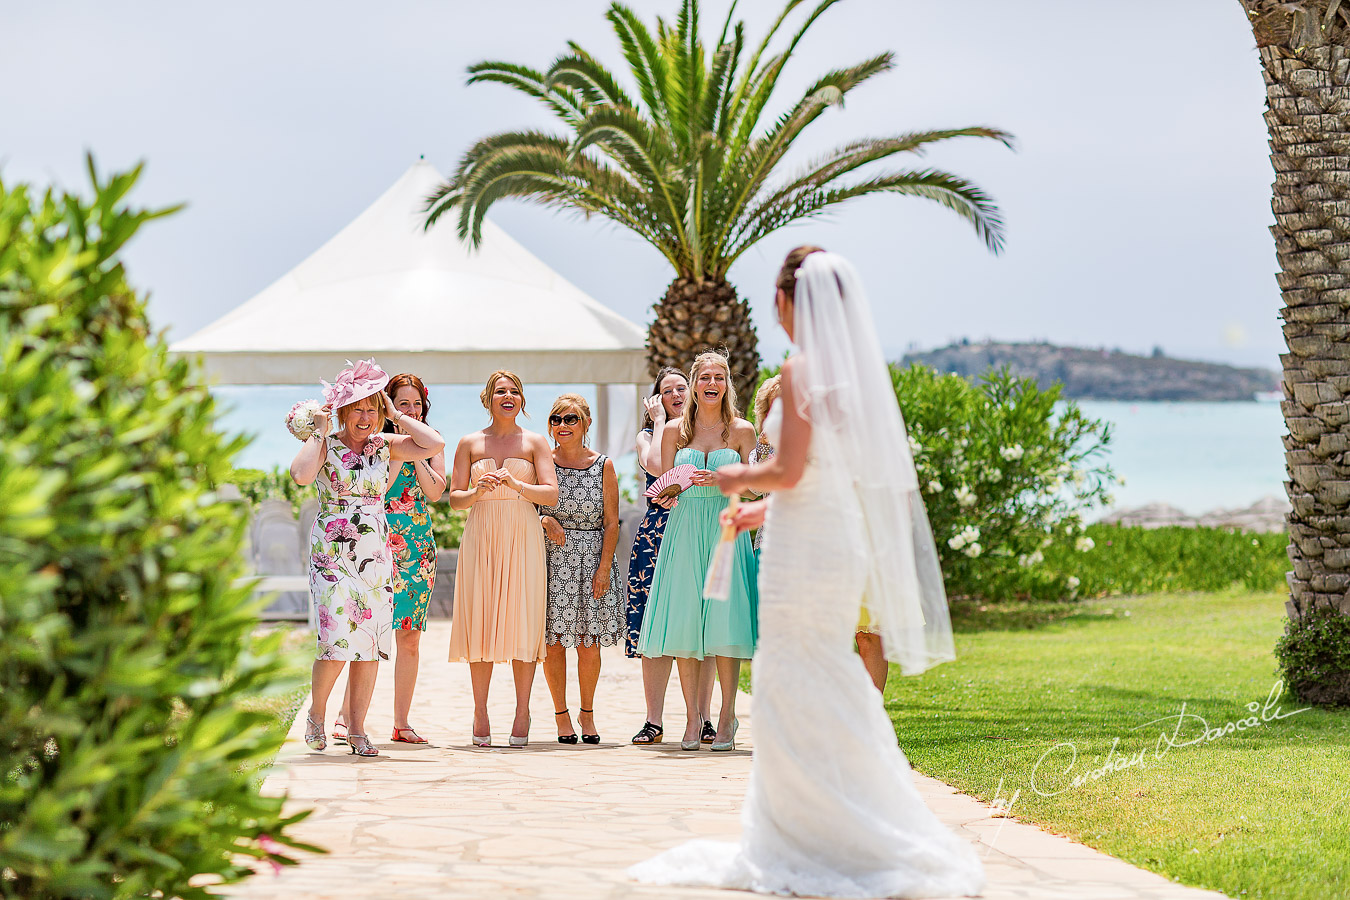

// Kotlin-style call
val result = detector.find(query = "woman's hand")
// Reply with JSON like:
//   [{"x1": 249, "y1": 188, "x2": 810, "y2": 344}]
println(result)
[
  {"x1": 721, "y1": 499, "x2": 767, "y2": 534},
  {"x1": 592, "y1": 566, "x2": 612, "y2": 599},
  {"x1": 711, "y1": 463, "x2": 750, "y2": 495},
  {"x1": 690, "y1": 468, "x2": 717, "y2": 487},
  {"x1": 541, "y1": 515, "x2": 565, "y2": 546},
  {"x1": 494, "y1": 467, "x2": 519, "y2": 492},
  {"x1": 473, "y1": 472, "x2": 501, "y2": 499},
  {"x1": 652, "y1": 494, "x2": 678, "y2": 510},
  {"x1": 644, "y1": 395, "x2": 666, "y2": 426},
  {"x1": 317, "y1": 404, "x2": 334, "y2": 438}
]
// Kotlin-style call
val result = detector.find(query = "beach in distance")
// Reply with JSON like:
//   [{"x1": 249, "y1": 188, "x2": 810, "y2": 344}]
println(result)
[{"x1": 214, "y1": 386, "x2": 1287, "y2": 519}]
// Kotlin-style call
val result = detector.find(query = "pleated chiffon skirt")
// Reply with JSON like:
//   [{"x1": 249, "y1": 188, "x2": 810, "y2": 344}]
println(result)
[{"x1": 636, "y1": 486, "x2": 758, "y2": 659}]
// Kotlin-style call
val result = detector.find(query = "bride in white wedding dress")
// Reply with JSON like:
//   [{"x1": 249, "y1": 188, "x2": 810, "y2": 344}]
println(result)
[{"x1": 629, "y1": 247, "x2": 984, "y2": 898}]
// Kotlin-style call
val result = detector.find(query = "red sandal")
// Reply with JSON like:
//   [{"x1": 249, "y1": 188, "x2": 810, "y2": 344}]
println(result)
[{"x1": 391, "y1": 727, "x2": 428, "y2": 744}]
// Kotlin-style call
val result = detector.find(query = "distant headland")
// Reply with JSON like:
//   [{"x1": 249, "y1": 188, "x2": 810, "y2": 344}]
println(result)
[{"x1": 901, "y1": 341, "x2": 1282, "y2": 402}]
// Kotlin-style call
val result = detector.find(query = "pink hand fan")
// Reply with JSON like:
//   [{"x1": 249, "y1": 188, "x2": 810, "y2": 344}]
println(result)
[{"x1": 645, "y1": 463, "x2": 698, "y2": 501}]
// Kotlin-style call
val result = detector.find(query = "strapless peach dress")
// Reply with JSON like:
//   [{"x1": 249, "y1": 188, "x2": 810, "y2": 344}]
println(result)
[{"x1": 448, "y1": 457, "x2": 548, "y2": 663}]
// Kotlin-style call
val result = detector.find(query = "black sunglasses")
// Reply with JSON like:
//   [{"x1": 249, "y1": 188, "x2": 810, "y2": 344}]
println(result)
[{"x1": 549, "y1": 413, "x2": 582, "y2": 426}]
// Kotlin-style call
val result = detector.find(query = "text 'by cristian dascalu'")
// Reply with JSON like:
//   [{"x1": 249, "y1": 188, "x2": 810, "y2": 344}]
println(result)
[{"x1": 988, "y1": 680, "x2": 1310, "y2": 815}]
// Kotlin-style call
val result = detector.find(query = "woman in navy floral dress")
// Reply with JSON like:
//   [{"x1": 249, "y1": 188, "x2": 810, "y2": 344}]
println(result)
[{"x1": 627, "y1": 368, "x2": 715, "y2": 746}]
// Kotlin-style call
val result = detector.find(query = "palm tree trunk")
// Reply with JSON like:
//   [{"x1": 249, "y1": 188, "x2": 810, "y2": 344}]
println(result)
[
  {"x1": 1250, "y1": 2, "x2": 1350, "y2": 702},
  {"x1": 647, "y1": 276, "x2": 762, "y2": 405}
]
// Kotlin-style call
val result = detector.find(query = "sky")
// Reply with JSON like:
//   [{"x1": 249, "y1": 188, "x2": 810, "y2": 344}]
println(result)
[{"x1": 1, "y1": 0, "x2": 1281, "y2": 371}]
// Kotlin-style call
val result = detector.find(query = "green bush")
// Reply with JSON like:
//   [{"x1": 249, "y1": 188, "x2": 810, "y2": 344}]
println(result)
[
  {"x1": 1275, "y1": 605, "x2": 1350, "y2": 706},
  {"x1": 899, "y1": 365, "x2": 1115, "y2": 600},
  {"x1": 0, "y1": 161, "x2": 311, "y2": 899},
  {"x1": 1044, "y1": 523, "x2": 1288, "y2": 598}
]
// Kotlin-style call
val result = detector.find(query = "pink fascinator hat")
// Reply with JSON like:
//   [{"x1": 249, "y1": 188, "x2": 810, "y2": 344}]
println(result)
[{"x1": 321, "y1": 358, "x2": 390, "y2": 408}]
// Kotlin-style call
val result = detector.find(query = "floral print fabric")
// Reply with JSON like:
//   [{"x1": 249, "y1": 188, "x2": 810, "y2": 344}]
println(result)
[
  {"x1": 539, "y1": 455, "x2": 624, "y2": 648},
  {"x1": 309, "y1": 433, "x2": 394, "y2": 661},
  {"x1": 386, "y1": 461, "x2": 436, "y2": 630},
  {"x1": 625, "y1": 434, "x2": 671, "y2": 657}
]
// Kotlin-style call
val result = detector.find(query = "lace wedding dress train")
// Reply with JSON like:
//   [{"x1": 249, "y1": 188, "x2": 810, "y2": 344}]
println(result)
[{"x1": 629, "y1": 415, "x2": 985, "y2": 898}]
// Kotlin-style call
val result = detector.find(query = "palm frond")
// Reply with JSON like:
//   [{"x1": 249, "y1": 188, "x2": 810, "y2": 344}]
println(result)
[
  {"x1": 466, "y1": 61, "x2": 588, "y2": 125},
  {"x1": 548, "y1": 45, "x2": 635, "y2": 109},
  {"x1": 606, "y1": 4, "x2": 673, "y2": 130},
  {"x1": 724, "y1": 167, "x2": 1006, "y2": 267}
]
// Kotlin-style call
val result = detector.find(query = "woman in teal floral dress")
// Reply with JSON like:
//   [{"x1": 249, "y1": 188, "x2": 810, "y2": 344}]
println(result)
[{"x1": 383, "y1": 374, "x2": 444, "y2": 743}]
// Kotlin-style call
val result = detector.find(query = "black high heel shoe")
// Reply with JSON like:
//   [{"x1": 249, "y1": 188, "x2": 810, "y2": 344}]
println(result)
[
  {"x1": 580, "y1": 707, "x2": 600, "y2": 744},
  {"x1": 555, "y1": 709, "x2": 578, "y2": 745},
  {"x1": 701, "y1": 720, "x2": 716, "y2": 744}
]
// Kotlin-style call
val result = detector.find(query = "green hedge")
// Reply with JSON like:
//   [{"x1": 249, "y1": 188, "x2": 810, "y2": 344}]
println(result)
[{"x1": 0, "y1": 161, "x2": 311, "y2": 899}]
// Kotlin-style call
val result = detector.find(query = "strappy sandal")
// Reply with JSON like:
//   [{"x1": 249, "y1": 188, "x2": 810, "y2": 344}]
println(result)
[
  {"x1": 348, "y1": 732, "x2": 379, "y2": 757},
  {"x1": 555, "y1": 709, "x2": 578, "y2": 745},
  {"x1": 631, "y1": 721, "x2": 663, "y2": 744},
  {"x1": 580, "y1": 707, "x2": 600, "y2": 744},
  {"x1": 331, "y1": 720, "x2": 348, "y2": 745},
  {"x1": 304, "y1": 713, "x2": 326, "y2": 751},
  {"x1": 391, "y1": 727, "x2": 427, "y2": 744}
]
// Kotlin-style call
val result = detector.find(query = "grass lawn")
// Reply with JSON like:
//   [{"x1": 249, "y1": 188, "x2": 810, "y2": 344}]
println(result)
[{"x1": 886, "y1": 590, "x2": 1350, "y2": 900}]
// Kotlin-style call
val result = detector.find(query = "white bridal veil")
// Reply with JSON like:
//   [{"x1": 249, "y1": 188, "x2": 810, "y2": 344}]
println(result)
[{"x1": 792, "y1": 252, "x2": 955, "y2": 675}]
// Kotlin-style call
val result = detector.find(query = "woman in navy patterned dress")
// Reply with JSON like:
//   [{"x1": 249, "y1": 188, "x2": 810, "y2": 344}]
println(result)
[{"x1": 627, "y1": 368, "x2": 716, "y2": 745}]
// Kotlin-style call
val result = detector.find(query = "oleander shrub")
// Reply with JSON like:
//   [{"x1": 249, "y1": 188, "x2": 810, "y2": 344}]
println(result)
[
  {"x1": 895, "y1": 364, "x2": 1116, "y2": 600},
  {"x1": 0, "y1": 161, "x2": 311, "y2": 899},
  {"x1": 1275, "y1": 605, "x2": 1350, "y2": 706}
]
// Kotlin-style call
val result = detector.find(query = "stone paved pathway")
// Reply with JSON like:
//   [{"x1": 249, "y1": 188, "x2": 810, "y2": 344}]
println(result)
[{"x1": 224, "y1": 622, "x2": 1225, "y2": 900}]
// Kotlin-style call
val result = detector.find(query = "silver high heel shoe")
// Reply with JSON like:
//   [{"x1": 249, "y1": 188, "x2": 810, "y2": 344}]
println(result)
[
  {"x1": 681, "y1": 722, "x2": 703, "y2": 751},
  {"x1": 304, "y1": 713, "x2": 326, "y2": 751},
  {"x1": 710, "y1": 718, "x2": 739, "y2": 752},
  {"x1": 347, "y1": 732, "x2": 379, "y2": 757},
  {"x1": 508, "y1": 715, "x2": 531, "y2": 747}
]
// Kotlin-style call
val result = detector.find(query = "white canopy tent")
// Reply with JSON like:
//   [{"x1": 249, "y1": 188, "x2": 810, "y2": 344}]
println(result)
[{"x1": 171, "y1": 160, "x2": 648, "y2": 456}]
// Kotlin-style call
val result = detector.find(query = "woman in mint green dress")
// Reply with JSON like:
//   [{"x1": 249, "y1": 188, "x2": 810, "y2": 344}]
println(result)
[{"x1": 637, "y1": 351, "x2": 759, "y2": 752}]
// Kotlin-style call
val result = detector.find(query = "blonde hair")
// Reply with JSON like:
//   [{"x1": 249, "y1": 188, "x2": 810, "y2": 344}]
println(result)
[
  {"x1": 548, "y1": 393, "x2": 592, "y2": 443},
  {"x1": 678, "y1": 350, "x2": 738, "y2": 451},
  {"x1": 480, "y1": 369, "x2": 527, "y2": 417},
  {"x1": 753, "y1": 374, "x2": 782, "y2": 427},
  {"x1": 337, "y1": 396, "x2": 386, "y2": 435}
]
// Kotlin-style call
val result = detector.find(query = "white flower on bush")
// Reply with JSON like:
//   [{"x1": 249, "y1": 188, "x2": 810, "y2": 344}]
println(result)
[
  {"x1": 1076, "y1": 536, "x2": 1095, "y2": 552},
  {"x1": 908, "y1": 436, "x2": 923, "y2": 454},
  {"x1": 1018, "y1": 549, "x2": 1044, "y2": 568},
  {"x1": 947, "y1": 524, "x2": 981, "y2": 550},
  {"x1": 927, "y1": 479, "x2": 943, "y2": 493},
  {"x1": 954, "y1": 486, "x2": 977, "y2": 508},
  {"x1": 963, "y1": 542, "x2": 983, "y2": 558},
  {"x1": 1066, "y1": 575, "x2": 1081, "y2": 593},
  {"x1": 999, "y1": 444, "x2": 1024, "y2": 461},
  {"x1": 985, "y1": 467, "x2": 1002, "y2": 483},
  {"x1": 1040, "y1": 536, "x2": 1053, "y2": 550}
]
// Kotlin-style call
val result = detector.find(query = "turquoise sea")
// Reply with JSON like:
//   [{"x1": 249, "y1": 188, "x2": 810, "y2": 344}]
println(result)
[{"x1": 215, "y1": 387, "x2": 1288, "y2": 517}]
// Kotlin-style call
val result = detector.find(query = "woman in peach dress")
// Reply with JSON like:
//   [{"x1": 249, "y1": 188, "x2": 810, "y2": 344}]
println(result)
[{"x1": 447, "y1": 370, "x2": 559, "y2": 747}]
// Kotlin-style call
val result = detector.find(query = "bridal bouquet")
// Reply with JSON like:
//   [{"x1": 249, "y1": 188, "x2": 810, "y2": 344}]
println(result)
[{"x1": 285, "y1": 399, "x2": 326, "y2": 441}]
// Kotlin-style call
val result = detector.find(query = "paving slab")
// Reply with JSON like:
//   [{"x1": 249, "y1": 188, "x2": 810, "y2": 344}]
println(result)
[{"x1": 221, "y1": 621, "x2": 1225, "y2": 900}]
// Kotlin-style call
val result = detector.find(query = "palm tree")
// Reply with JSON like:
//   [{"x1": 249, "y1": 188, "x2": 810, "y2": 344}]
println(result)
[
  {"x1": 1242, "y1": 0, "x2": 1350, "y2": 703},
  {"x1": 425, "y1": 0, "x2": 1010, "y2": 400}
]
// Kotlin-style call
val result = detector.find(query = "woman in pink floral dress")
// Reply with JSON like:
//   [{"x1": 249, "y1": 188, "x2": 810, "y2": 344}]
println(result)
[{"x1": 290, "y1": 360, "x2": 444, "y2": 758}]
